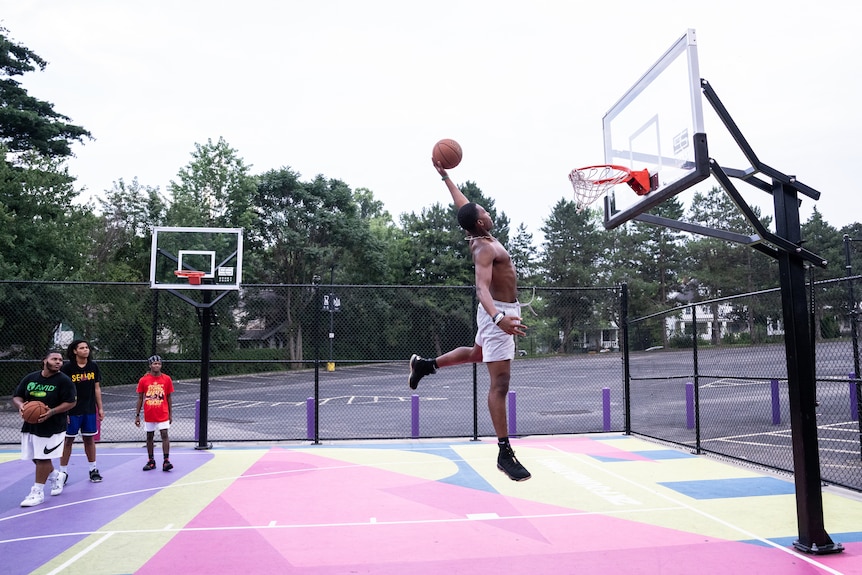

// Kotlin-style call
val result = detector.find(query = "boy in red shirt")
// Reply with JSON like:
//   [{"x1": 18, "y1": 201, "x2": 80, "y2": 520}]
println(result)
[{"x1": 134, "y1": 355, "x2": 174, "y2": 471}]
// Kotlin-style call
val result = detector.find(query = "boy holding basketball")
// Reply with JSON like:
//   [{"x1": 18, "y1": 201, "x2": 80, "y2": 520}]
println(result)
[
  {"x1": 12, "y1": 350, "x2": 77, "y2": 506},
  {"x1": 408, "y1": 159, "x2": 531, "y2": 481},
  {"x1": 135, "y1": 355, "x2": 174, "y2": 472}
]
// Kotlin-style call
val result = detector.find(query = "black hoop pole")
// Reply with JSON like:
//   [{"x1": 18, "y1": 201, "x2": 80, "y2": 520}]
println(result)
[
  {"x1": 774, "y1": 181, "x2": 841, "y2": 554},
  {"x1": 196, "y1": 289, "x2": 213, "y2": 450}
]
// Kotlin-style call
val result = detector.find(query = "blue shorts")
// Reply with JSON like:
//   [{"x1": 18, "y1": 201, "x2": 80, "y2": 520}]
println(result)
[{"x1": 66, "y1": 413, "x2": 98, "y2": 437}]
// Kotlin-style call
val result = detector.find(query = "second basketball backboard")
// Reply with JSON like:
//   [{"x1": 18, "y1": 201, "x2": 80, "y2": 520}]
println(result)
[
  {"x1": 149, "y1": 226, "x2": 243, "y2": 291},
  {"x1": 602, "y1": 28, "x2": 710, "y2": 229}
]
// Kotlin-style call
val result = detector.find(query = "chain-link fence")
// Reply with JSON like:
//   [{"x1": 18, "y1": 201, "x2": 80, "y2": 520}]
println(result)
[
  {"x1": 627, "y1": 276, "x2": 862, "y2": 493},
  {"x1": 0, "y1": 282, "x2": 624, "y2": 444},
  {"x1": 2, "y1": 278, "x2": 861, "y2": 492}
]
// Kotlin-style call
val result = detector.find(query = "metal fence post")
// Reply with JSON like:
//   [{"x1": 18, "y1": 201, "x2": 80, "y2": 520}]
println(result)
[{"x1": 620, "y1": 283, "x2": 631, "y2": 435}]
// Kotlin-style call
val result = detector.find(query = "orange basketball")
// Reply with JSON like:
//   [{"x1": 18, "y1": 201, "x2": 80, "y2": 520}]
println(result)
[
  {"x1": 432, "y1": 139, "x2": 462, "y2": 170},
  {"x1": 22, "y1": 401, "x2": 48, "y2": 424}
]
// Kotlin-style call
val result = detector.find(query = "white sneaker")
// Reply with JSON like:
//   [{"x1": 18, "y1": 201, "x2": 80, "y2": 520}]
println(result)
[
  {"x1": 20, "y1": 486, "x2": 45, "y2": 507},
  {"x1": 51, "y1": 471, "x2": 68, "y2": 496}
]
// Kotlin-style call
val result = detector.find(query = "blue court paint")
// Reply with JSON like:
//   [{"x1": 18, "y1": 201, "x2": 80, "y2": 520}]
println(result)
[
  {"x1": 591, "y1": 449, "x2": 695, "y2": 463},
  {"x1": 659, "y1": 477, "x2": 796, "y2": 499},
  {"x1": 590, "y1": 455, "x2": 637, "y2": 463},
  {"x1": 632, "y1": 449, "x2": 697, "y2": 460}
]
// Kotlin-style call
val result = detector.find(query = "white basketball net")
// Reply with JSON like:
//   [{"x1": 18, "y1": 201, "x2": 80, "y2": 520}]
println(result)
[{"x1": 568, "y1": 166, "x2": 632, "y2": 211}]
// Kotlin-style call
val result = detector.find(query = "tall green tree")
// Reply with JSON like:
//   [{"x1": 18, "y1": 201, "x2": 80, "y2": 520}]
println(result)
[
  {"x1": 539, "y1": 200, "x2": 606, "y2": 352},
  {"x1": 802, "y1": 207, "x2": 844, "y2": 339},
  {"x1": 0, "y1": 150, "x2": 97, "y2": 357},
  {"x1": 247, "y1": 168, "x2": 389, "y2": 361},
  {"x1": 509, "y1": 223, "x2": 540, "y2": 284},
  {"x1": 158, "y1": 138, "x2": 258, "y2": 358},
  {"x1": 0, "y1": 30, "x2": 93, "y2": 359},
  {"x1": 166, "y1": 137, "x2": 256, "y2": 230},
  {"x1": 0, "y1": 28, "x2": 91, "y2": 158},
  {"x1": 606, "y1": 198, "x2": 687, "y2": 322},
  {"x1": 540, "y1": 200, "x2": 604, "y2": 287},
  {"x1": 93, "y1": 177, "x2": 167, "y2": 281},
  {"x1": 353, "y1": 187, "x2": 402, "y2": 284},
  {"x1": 684, "y1": 186, "x2": 776, "y2": 343}
]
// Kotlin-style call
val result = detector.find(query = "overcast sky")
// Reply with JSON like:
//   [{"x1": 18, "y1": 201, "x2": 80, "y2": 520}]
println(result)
[{"x1": 3, "y1": 1, "x2": 860, "y2": 246}]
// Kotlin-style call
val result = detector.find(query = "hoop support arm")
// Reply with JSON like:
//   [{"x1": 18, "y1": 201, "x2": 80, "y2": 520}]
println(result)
[
  {"x1": 166, "y1": 289, "x2": 232, "y2": 309},
  {"x1": 701, "y1": 78, "x2": 819, "y2": 201},
  {"x1": 710, "y1": 159, "x2": 827, "y2": 268}
]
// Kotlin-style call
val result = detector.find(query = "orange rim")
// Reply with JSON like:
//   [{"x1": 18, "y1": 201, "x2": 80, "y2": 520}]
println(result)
[
  {"x1": 571, "y1": 165, "x2": 652, "y2": 196},
  {"x1": 174, "y1": 270, "x2": 206, "y2": 285}
]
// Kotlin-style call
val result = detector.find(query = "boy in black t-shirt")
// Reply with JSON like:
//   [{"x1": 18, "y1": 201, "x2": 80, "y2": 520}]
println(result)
[
  {"x1": 13, "y1": 350, "x2": 77, "y2": 507},
  {"x1": 58, "y1": 339, "x2": 104, "y2": 486}
]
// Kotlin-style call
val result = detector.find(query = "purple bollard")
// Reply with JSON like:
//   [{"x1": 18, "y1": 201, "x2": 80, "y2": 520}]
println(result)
[
  {"x1": 508, "y1": 391, "x2": 517, "y2": 437},
  {"x1": 602, "y1": 387, "x2": 611, "y2": 431},
  {"x1": 412, "y1": 394, "x2": 420, "y2": 438},
  {"x1": 306, "y1": 397, "x2": 314, "y2": 440},
  {"x1": 195, "y1": 399, "x2": 200, "y2": 442},
  {"x1": 685, "y1": 382, "x2": 694, "y2": 429},
  {"x1": 851, "y1": 374, "x2": 859, "y2": 420},
  {"x1": 771, "y1": 379, "x2": 781, "y2": 424}
]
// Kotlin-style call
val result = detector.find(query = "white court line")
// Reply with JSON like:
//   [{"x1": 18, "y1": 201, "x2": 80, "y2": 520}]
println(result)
[
  {"x1": 44, "y1": 532, "x2": 113, "y2": 575},
  {"x1": 1, "y1": 505, "x2": 691, "y2": 545},
  {"x1": 700, "y1": 379, "x2": 769, "y2": 388},
  {"x1": 547, "y1": 444, "x2": 845, "y2": 575},
  {"x1": 467, "y1": 513, "x2": 499, "y2": 520},
  {"x1": 711, "y1": 437, "x2": 861, "y2": 455},
  {"x1": 1, "y1": 451, "x2": 688, "y2": 547},
  {"x1": 0, "y1": 459, "x2": 389, "y2": 523}
]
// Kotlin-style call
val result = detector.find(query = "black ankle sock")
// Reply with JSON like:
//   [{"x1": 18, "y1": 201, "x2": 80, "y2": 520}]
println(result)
[
  {"x1": 430, "y1": 359, "x2": 438, "y2": 369},
  {"x1": 498, "y1": 438, "x2": 510, "y2": 450}
]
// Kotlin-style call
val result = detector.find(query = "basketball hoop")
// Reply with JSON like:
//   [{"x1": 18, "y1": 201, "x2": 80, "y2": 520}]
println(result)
[
  {"x1": 569, "y1": 165, "x2": 654, "y2": 211},
  {"x1": 174, "y1": 270, "x2": 206, "y2": 285}
]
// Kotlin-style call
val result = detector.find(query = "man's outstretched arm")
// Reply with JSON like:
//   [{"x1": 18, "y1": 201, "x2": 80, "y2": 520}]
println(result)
[{"x1": 434, "y1": 160, "x2": 468, "y2": 209}]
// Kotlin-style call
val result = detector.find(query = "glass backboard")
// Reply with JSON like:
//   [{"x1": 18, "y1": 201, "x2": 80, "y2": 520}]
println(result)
[{"x1": 603, "y1": 29, "x2": 710, "y2": 229}]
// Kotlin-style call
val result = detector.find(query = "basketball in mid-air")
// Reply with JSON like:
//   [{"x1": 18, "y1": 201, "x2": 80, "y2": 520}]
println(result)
[
  {"x1": 22, "y1": 401, "x2": 48, "y2": 424},
  {"x1": 432, "y1": 139, "x2": 462, "y2": 170}
]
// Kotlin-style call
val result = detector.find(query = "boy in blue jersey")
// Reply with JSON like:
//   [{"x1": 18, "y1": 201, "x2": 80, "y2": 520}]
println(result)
[{"x1": 57, "y1": 339, "x2": 104, "y2": 488}]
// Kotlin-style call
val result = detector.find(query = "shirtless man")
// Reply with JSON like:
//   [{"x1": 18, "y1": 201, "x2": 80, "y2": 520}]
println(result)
[{"x1": 408, "y1": 160, "x2": 531, "y2": 481}]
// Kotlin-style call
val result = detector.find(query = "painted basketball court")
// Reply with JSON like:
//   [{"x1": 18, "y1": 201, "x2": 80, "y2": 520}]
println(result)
[{"x1": 2, "y1": 434, "x2": 861, "y2": 574}]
